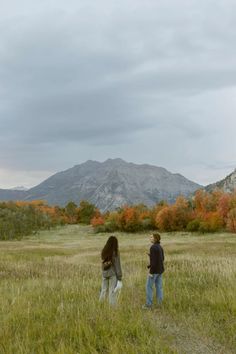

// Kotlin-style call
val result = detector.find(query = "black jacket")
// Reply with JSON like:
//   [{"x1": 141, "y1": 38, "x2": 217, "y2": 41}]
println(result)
[{"x1": 149, "y1": 243, "x2": 164, "y2": 274}]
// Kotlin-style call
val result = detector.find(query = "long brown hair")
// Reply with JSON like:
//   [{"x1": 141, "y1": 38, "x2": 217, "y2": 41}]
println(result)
[{"x1": 101, "y1": 236, "x2": 118, "y2": 261}]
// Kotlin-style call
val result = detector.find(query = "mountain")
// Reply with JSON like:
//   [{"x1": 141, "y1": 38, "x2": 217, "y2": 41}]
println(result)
[
  {"x1": 206, "y1": 168, "x2": 236, "y2": 193},
  {"x1": 0, "y1": 189, "x2": 27, "y2": 201},
  {"x1": 0, "y1": 159, "x2": 202, "y2": 211},
  {"x1": 10, "y1": 186, "x2": 28, "y2": 191}
]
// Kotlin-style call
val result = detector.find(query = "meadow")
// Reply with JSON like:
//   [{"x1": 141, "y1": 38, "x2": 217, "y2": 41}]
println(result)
[{"x1": 0, "y1": 225, "x2": 235, "y2": 354}]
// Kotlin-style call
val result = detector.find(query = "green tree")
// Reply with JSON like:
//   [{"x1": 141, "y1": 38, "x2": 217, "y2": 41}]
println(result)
[
  {"x1": 65, "y1": 201, "x2": 78, "y2": 224},
  {"x1": 78, "y1": 200, "x2": 96, "y2": 224}
]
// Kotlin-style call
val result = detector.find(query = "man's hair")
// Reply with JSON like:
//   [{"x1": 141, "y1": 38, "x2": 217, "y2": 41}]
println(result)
[{"x1": 152, "y1": 233, "x2": 161, "y2": 243}]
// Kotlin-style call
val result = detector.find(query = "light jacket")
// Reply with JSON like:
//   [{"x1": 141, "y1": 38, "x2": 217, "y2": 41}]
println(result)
[{"x1": 102, "y1": 252, "x2": 122, "y2": 280}]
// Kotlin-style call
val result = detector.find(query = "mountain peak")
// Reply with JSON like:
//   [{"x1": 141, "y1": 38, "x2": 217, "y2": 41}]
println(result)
[
  {"x1": 104, "y1": 158, "x2": 127, "y2": 166},
  {"x1": 10, "y1": 186, "x2": 28, "y2": 191},
  {"x1": 105, "y1": 158, "x2": 125, "y2": 163}
]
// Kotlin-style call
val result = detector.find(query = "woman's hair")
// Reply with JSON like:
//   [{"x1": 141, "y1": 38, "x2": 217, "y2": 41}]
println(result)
[
  {"x1": 101, "y1": 236, "x2": 118, "y2": 261},
  {"x1": 152, "y1": 233, "x2": 161, "y2": 243}
]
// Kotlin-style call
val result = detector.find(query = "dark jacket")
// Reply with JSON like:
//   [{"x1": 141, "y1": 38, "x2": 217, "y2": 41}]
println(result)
[
  {"x1": 102, "y1": 252, "x2": 122, "y2": 280},
  {"x1": 148, "y1": 243, "x2": 164, "y2": 274}
]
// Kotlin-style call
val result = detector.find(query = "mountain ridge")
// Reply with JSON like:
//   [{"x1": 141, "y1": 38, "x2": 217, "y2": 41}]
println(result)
[
  {"x1": 0, "y1": 159, "x2": 202, "y2": 211},
  {"x1": 206, "y1": 168, "x2": 236, "y2": 193}
]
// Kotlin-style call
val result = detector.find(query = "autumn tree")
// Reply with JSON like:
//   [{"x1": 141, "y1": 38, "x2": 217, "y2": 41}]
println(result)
[
  {"x1": 155, "y1": 206, "x2": 173, "y2": 231},
  {"x1": 226, "y1": 207, "x2": 236, "y2": 233}
]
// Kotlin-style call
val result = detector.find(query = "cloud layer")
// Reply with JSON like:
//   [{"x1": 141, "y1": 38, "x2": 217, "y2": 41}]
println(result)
[{"x1": 0, "y1": 0, "x2": 236, "y2": 187}]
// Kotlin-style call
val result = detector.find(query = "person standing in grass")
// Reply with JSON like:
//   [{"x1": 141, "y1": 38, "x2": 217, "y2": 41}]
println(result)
[
  {"x1": 99, "y1": 235, "x2": 122, "y2": 305},
  {"x1": 143, "y1": 233, "x2": 164, "y2": 309}
]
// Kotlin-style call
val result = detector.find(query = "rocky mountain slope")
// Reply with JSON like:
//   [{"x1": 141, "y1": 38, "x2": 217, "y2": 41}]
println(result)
[
  {"x1": 0, "y1": 159, "x2": 202, "y2": 211},
  {"x1": 0, "y1": 189, "x2": 27, "y2": 201},
  {"x1": 206, "y1": 168, "x2": 236, "y2": 193}
]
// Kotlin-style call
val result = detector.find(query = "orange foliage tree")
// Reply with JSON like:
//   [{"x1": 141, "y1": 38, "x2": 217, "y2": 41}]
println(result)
[{"x1": 226, "y1": 207, "x2": 236, "y2": 233}]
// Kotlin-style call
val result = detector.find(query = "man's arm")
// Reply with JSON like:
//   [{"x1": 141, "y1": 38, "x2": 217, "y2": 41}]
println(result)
[
  {"x1": 161, "y1": 246, "x2": 164, "y2": 262},
  {"x1": 149, "y1": 246, "x2": 156, "y2": 274}
]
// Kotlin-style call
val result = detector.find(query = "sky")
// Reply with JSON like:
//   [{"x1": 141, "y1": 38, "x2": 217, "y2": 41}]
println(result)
[{"x1": 0, "y1": 0, "x2": 236, "y2": 189}]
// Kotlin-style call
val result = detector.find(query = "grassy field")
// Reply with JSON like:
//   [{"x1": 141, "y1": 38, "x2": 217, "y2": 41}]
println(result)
[{"x1": 0, "y1": 225, "x2": 235, "y2": 354}]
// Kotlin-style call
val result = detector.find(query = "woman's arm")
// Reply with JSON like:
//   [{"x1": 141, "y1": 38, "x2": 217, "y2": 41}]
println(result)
[{"x1": 113, "y1": 253, "x2": 122, "y2": 280}]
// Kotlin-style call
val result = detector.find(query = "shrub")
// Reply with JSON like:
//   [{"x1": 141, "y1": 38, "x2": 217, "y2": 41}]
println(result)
[{"x1": 186, "y1": 219, "x2": 201, "y2": 232}]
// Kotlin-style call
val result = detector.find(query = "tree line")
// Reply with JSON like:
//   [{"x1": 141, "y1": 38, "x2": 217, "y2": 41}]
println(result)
[
  {"x1": 1, "y1": 189, "x2": 236, "y2": 240},
  {"x1": 0, "y1": 200, "x2": 98, "y2": 240},
  {"x1": 91, "y1": 189, "x2": 236, "y2": 234}
]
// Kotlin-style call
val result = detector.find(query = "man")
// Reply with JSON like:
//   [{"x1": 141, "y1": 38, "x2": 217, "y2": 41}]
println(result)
[{"x1": 143, "y1": 233, "x2": 164, "y2": 309}]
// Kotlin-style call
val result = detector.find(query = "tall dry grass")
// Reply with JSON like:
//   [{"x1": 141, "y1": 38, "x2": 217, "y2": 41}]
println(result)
[{"x1": 0, "y1": 225, "x2": 235, "y2": 353}]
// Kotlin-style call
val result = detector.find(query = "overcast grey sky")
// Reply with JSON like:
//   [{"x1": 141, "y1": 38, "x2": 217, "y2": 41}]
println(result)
[{"x1": 0, "y1": 0, "x2": 236, "y2": 188}]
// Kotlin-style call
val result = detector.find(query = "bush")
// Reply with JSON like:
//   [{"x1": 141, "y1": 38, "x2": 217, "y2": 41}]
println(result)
[
  {"x1": 200, "y1": 212, "x2": 223, "y2": 233},
  {"x1": 186, "y1": 219, "x2": 201, "y2": 232},
  {"x1": 141, "y1": 218, "x2": 153, "y2": 230}
]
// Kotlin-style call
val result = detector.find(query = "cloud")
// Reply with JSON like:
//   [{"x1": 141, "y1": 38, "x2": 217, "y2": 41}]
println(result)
[{"x1": 0, "y1": 0, "x2": 236, "y2": 187}]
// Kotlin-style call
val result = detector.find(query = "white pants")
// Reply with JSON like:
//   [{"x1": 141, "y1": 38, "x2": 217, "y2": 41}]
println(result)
[{"x1": 99, "y1": 275, "x2": 117, "y2": 305}]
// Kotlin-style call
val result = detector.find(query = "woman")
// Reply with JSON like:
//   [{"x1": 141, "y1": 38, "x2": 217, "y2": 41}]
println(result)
[{"x1": 99, "y1": 235, "x2": 122, "y2": 305}]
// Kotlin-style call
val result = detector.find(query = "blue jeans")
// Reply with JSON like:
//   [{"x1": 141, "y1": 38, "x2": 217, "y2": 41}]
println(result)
[{"x1": 146, "y1": 273, "x2": 163, "y2": 306}]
